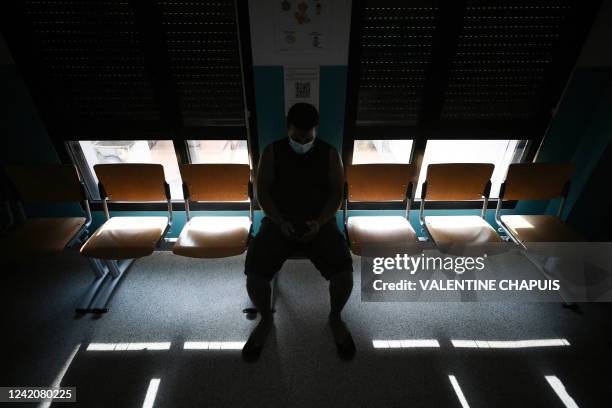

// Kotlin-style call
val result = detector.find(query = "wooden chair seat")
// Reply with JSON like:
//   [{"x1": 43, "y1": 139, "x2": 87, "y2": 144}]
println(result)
[
  {"x1": 347, "y1": 216, "x2": 418, "y2": 256},
  {"x1": 173, "y1": 216, "x2": 251, "y2": 258},
  {"x1": 81, "y1": 216, "x2": 168, "y2": 259},
  {"x1": 501, "y1": 215, "x2": 583, "y2": 243}
]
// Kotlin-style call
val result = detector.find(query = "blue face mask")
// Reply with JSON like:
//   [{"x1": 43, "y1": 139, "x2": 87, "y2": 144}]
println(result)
[{"x1": 288, "y1": 137, "x2": 314, "y2": 154}]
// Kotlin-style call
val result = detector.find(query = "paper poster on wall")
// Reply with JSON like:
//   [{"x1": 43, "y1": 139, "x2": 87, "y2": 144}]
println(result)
[
  {"x1": 275, "y1": 0, "x2": 329, "y2": 54},
  {"x1": 283, "y1": 65, "x2": 320, "y2": 114}
]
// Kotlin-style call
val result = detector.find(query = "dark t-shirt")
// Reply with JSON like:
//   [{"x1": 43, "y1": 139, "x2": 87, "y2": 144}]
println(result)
[{"x1": 269, "y1": 138, "x2": 332, "y2": 227}]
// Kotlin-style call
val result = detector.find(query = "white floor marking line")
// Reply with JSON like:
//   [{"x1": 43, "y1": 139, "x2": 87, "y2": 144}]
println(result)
[
  {"x1": 86, "y1": 342, "x2": 171, "y2": 351},
  {"x1": 38, "y1": 343, "x2": 81, "y2": 408},
  {"x1": 183, "y1": 341, "x2": 246, "y2": 350},
  {"x1": 448, "y1": 375, "x2": 471, "y2": 408},
  {"x1": 545, "y1": 375, "x2": 579, "y2": 408},
  {"x1": 451, "y1": 339, "x2": 570, "y2": 349},
  {"x1": 372, "y1": 339, "x2": 440, "y2": 348},
  {"x1": 142, "y1": 378, "x2": 161, "y2": 408}
]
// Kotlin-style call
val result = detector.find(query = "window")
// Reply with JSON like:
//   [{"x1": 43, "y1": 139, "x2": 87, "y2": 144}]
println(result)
[
  {"x1": 71, "y1": 140, "x2": 182, "y2": 200},
  {"x1": 416, "y1": 140, "x2": 527, "y2": 198},
  {"x1": 352, "y1": 140, "x2": 413, "y2": 164},
  {"x1": 347, "y1": 0, "x2": 593, "y2": 129},
  {"x1": 5, "y1": 1, "x2": 254, "y2": 167},
  {"x1": 160, "y1": 1, "x2": 246, "y2": 127},
  {"x1": 187, "y1": 140, "x2": 249, "y2": 164},
  {"x1": 354, "y1": 3, "x2": 438, "y2": 126},
  {"x1": 440, "y1": 2, "x2": 578, "y2": 122},
  {"x1": 9, "y1": 1, "x2": 247, "y2": 129},
  {"x1": 343, "y1": 0, "x2": 598, "y2": 172}
]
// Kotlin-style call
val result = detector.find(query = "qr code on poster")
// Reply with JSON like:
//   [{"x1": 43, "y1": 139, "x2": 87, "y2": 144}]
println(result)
[{"x1": 295, "y1": 82, "x2": 311, "y2": 99}]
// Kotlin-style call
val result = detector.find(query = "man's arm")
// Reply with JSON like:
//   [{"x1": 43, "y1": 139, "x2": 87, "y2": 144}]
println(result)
[
  {"x1": 255, "y1": 145, "x2": 285, "y2": 226},
  {"x1": 315, "y1": 148, "x2": 345, "y2": 225}
]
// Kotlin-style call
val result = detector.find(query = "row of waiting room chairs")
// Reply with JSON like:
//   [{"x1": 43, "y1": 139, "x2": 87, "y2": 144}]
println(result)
[
  {"x1": 1, "y1": 161, "x2": 582, "y2": 313},
  {"x1": 345, "y1": 162, "x2": 582, "y2": 256}
]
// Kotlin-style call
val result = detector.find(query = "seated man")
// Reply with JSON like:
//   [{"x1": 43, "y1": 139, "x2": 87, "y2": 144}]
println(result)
[{"x1": 243, "y1": 103, "x2": 355, "y2": 360}]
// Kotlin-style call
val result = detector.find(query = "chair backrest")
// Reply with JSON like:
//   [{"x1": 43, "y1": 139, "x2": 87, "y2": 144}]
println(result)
[
  {"x1": 180, "y1": 164, "x2": 250, "y2": 202},
  {"x1": 346, "y1": 164, "x2": 416, "y2": 202},
  {"x1": 423, "y1": 163, "x2": 494, "y2": 201},
  {"x1": 6, "y1": 164, "x2": 84, "y2": 203},
  {"x1": 502, "y1": 163, "x2": 573, "y2": 200},
  {"x1": 94, "y1": 163, "x2": 168, "y2": 201}
]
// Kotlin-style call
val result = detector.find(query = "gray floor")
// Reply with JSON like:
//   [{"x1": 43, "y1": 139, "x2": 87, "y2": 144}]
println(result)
[{"x1": 3, "y1": 250, "x2": 612, "y2": 407}]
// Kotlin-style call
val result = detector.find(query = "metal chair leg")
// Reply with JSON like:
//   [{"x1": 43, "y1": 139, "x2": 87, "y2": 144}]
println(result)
[
  {"x1": 89, "y1": 258, "x2": 135, "y2": 313},
  {"x1": 76, "y1": 258, "x2": 109, "y2": 313}
]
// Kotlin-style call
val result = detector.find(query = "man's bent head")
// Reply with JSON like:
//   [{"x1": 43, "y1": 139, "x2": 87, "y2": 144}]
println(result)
[{"x1": 287, "y1": 103, "x2": 319, "y2": 145}]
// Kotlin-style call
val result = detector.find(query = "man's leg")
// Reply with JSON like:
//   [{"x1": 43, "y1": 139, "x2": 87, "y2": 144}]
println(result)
[
  {"x1": 307, "y1": 220, "x2": 356, "y2": 356},
  {"x1": 328, "y1": 270, "x2": 354, "y2": 342},
  {"x1": 243, "y1": 218, "x2": 290, "y2": 352},
  {"x1": 329, "y1": 269, "x2": 353, "y2": 320},
  {"x1": 245, "y1": 273, "x2": 273, "y2": 345}
]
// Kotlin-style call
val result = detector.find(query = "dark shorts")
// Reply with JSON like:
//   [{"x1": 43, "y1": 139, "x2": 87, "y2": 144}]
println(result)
[{"x1": 244, "y1": 217, "x2": 353, "y2": 281}]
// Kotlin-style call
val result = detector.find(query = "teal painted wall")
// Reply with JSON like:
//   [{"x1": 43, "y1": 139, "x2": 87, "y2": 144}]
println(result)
[
  {"x1": 319, "y1": 66, "x2": 349, "y2": 151},
  {"x1": 253, "y1": 67, "x2": 285, "y2": 151}
]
